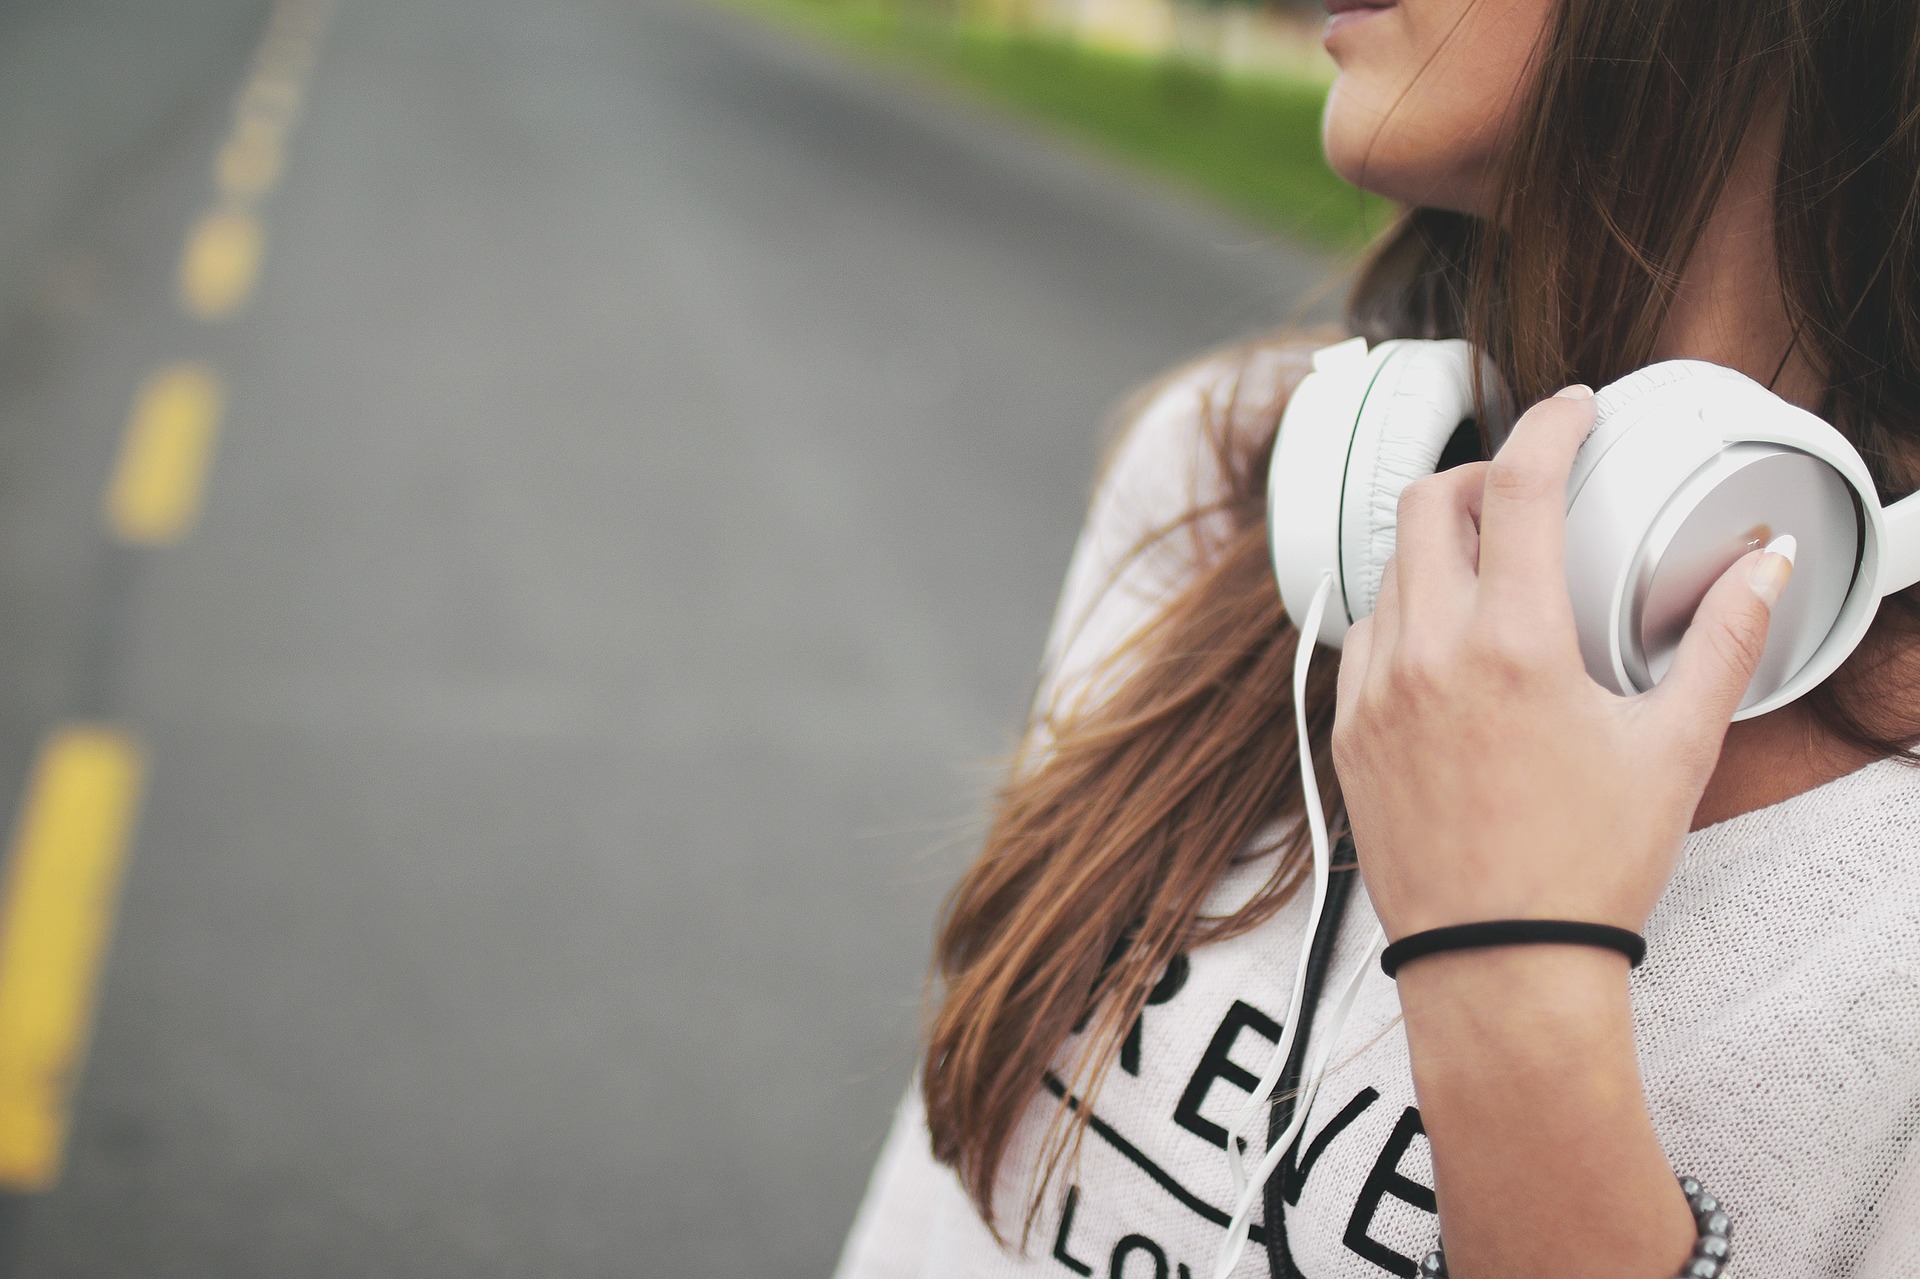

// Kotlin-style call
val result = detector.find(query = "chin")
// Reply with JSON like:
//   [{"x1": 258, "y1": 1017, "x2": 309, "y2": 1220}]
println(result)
[
  {"x1": 1320, "y1": 89, "x2": 1382, "y2": 193},
  {"x1": 1321, "y1": 93, "x2": 1425, "y2": 205},
  {"x1": 1321, "y1": 82, "x2": 1493, "y2": 214}
]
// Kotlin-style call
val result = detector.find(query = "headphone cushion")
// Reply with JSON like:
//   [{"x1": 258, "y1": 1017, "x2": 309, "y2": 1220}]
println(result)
[{"x1": 1343, "y1": 340, "x2": 1483, "y2": 620}]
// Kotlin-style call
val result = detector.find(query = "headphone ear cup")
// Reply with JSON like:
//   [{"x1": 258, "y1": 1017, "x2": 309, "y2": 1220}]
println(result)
[
  {"x1": 1566, "y1": 358, "x2": 1872, "y2": 715},
  {"x1": 1341, "y1": 340, "x2": 1493, "y2": 622}
]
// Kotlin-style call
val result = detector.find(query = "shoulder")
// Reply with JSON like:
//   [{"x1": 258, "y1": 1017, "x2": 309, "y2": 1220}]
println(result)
[
  {"x1": 1075, "y1": 330, "x2": 1331, "y2": 594},
  {"x1": 1092, "y1": 331, "x2": 1329, "y2": 525},
  {"x1": 1034, "y1": 332, "x2": 1332, "y2": 720}
]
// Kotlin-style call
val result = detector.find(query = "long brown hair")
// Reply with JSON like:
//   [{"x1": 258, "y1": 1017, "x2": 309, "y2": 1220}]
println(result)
[{"x1": 924, "y1": 0, "x2": 1920, "y2": 1238}]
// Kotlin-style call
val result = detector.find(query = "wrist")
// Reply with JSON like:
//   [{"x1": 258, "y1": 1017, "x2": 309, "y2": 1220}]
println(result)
[
  {"x1": 1396, "y1": 945, "x2": 1637, "y2": 1086},
  {"x1": 1394, "y1": 948, "x2": 1690, "y2": 1279}
]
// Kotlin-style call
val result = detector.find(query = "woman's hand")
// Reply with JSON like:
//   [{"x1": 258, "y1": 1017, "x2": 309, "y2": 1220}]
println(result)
[
  {"x1": 1332, "y1": 384, "x2": 1795, "y2": 942},
  {"x1": 1330, "y1": 384, "x2": 1797, "y2": 1279}
]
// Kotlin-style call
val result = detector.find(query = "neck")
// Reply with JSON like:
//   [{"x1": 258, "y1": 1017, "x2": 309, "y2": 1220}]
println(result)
[
  {"x1": 1656, "y1": 116, "x2": 1907, "y2": 830},
  {"x1": 1650, "y1": 113, "x2": 1820, "y2": 410}
]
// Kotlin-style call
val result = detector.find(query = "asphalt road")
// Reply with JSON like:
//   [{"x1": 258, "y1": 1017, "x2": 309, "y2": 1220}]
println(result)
[{"x1": 0, "y1": 0, "x2": 1333, "y2": 1273}]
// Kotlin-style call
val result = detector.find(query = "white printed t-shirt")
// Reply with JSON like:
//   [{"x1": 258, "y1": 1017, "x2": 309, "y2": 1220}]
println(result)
[{"x1": 833, "y1": 353, "x2": 1920, "y2": 1279}]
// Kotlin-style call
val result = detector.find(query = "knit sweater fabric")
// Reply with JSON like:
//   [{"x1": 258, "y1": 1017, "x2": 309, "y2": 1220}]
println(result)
[{"x1": 833, "y1": 353, "x2": 1920, "y2": 1279}]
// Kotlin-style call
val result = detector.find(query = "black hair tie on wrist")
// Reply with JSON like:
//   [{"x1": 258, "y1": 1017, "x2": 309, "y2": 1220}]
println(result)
[{"x1": 1379, "y1": 919, "x2": 1647, "y2": 978}]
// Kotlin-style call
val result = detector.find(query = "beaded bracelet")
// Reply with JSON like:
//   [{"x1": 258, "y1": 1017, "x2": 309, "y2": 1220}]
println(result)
[{"x1": 1416, "y1": 1174, "x2": 1732, "y2": 1279}]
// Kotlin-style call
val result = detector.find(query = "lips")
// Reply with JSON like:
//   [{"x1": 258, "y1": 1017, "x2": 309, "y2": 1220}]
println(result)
[{"x1": 1323, "y1": 0, "x2": 1395, "y2": 43}]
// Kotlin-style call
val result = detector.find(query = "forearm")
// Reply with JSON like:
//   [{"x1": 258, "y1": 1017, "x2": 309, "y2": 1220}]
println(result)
[{"x1": 1396, "y1": 946, "x2": 1697, "y2": 1279}]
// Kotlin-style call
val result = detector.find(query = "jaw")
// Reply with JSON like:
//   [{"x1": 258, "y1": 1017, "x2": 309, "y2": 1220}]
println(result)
[{"x1": 1321, "y1": 79, "x2": 1498, "y2": 214}]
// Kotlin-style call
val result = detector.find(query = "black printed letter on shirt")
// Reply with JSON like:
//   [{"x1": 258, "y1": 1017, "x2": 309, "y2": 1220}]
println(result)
[
  {"x1": 1120, "y1": 954, "x2": 1190, "y2": 1075},
  {"x1": 1075, "y1": 953, "x2": 1191, "y2": 1077},
  {"x1": 1053, "y1": 1186, "x2": 1095, "y2": 1276},
  {"x1": 1282, "y1": 1087, "x2": 1379, "y2": 1206},
  {"x1": 1343, "y1": 1107, "x2": 1437, "y2": 1278},
  {"x1": 1173, "y1": 1000, "x2": 1281, "y2": 1149},
  {"x1": 1108, "y1": 1235, "x2": 1169, "y2": 1279}
]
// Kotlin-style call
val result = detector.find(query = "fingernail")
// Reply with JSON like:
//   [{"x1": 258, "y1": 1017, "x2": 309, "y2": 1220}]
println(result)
[
  {"x1": 1749, "y1": 534, "x2": 1797, "y2": 608},
  {"x1": 1554, "y1": 384, "x2": 1594, "y2": 399}
]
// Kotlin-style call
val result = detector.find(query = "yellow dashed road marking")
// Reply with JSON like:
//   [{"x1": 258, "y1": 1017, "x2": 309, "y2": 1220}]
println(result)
[
  {"x1": 105, "y1": 364, "x2": 225, "y2": 544},
  {"x1": 217, "y1": 121, "x2": 285, "y2": 200},
  {"x1": 0, "y1": 727, "x2": 146, "y2": 1191},
  {"x1": 178, "y1": 209, "x2": 262, "y2": 320},
  {"x1": 184, "y1": 0, "x2": 335, "y2": 317},
  {"x1": 0, "y1": 0, "x2": 337, "y2": 1202}
]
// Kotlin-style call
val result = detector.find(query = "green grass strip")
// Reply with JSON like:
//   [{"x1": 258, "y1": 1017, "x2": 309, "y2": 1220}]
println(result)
[{"x1": 726, "y1": 0, "x2": 1392, "y2": 249}]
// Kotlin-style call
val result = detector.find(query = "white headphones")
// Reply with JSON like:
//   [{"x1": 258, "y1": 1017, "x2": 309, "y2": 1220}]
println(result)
[
  {"x1": 1268, "y1": 336, "x2": 1920, "y2": 718},
  {"x1": 1210, "y1": 334, "x2": 1920, "y2": 1279}
]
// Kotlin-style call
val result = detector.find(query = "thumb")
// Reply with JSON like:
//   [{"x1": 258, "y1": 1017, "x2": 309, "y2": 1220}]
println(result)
[{"x1": 1647, "y1": 534, "x2": 1798, "y2": 734}]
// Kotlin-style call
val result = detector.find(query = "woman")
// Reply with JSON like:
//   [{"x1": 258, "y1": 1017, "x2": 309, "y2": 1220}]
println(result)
[{"x1": 837, "y1": 0, "x2": 1920, "y2": 1275}]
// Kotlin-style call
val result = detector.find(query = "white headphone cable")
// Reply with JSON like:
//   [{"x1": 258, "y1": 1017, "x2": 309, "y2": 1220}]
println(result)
[
  {"x1": 1218, "y1": 569, "x2": 1339, "y2": 1209},
  {"x1": 1210, "y1": 569, "x2": 1387, "y2": 1279}
]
